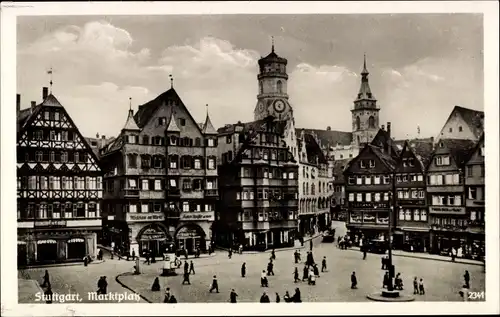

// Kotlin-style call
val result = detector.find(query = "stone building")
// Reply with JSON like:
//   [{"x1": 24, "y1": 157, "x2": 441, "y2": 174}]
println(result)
[
  {"x1": 426, "y1": 138, "x2": 477, "y2": 254},
  {"x1": 100, "y1": 86, "x2": 218, "y2": 257},
  {"x1": 17, "y1": 87, "x2": 103, "y2": 266},
  {"x1": 436, "y1": 106, "x2": 484, "y2": 142},
  {"x1": 331, "y1": 158, "x2": 350, "y2": 221},
  {"x1": 464, "y1": 134, "x2": 485, "y2": 258}
]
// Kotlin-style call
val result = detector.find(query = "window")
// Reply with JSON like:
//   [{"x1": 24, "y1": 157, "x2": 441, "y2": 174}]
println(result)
[
  {"x1": 449, "y1": 127, "x2": 452, "y2": 133},
  {"x1": 365, "y1": 193, "x2": 372, "y2": 202},
  {"x1": 356, "y1": 116, "x2": 361, "y2": 130},
  {"x1": 153, "y1": 179, "x2": 161, "y2": 190},
  {"x1": 360, "y1": 161, "x2": 366, "y2": 168},
  {"x1": 384, "y1": 192, "x2": 389, "y2": 201},
  {"x1": 418, "y1": 190, "x2": 425, "y2": 198},
  {"x1": 413, "y1": 209, "x2": 420, "y2": 221},
  {"x1": 44, "y1": 111, "x2": 50, "y2": 120},
  {"x1": 158, "y1": 117, "x2": 166, "y2": 126},
  {"x1": 128, "y1": 179, "x2": 137, "y2": 189},
  {"x1": 468, "y1": 187, "x2": 477, "y2": 200},
  {"x1": 356, "y1": 177, "x2": 363, "y2": 185},
  {"x1": 64, "y1": 203, "x2": 73, "y2": 218},
  {"x1": 417, "y1": 175, "x2": 423, "y2": 182},
  {"x1": 208, "y1": 139, "x2": 215, "y2": 147},
  {"x1": 169, "y1": 179, "x2": 177, "y2": 188},
  {"x1": 35, "y1": 151, "x2": 43, "y2": 162},
  {"x1": 402, "y1": 175, "x2": 408, "y2": 182},
  {"x1": 141, "y1": 179, "x2": 149, "y2": 190},
  {"x1": 169, "y1": 156, "x2": 178, "y2": 169},
  {"x1": 374, "y1": 193, "x2": 381, "y2": 202},
  {"x1": 129, "y1": 204, "x2": 137, "y2": 213},
  {"x1": 374, "y1": 176, "x2": 381, "y2": 185},
  {"x1": 383, "y1": 176, "x2": 390, "y2": 184},
  {"x1": 405, "y1": 210, "x2": 412, "y2": 221},
  {"x1": 277, "y1": 80, "x2": 283, "y2": 93},
  {"x1": 421, "y1": 210, "x2": 427, "y2": 221},
  {"x1": 179, "y1": 118, "x2": 186, "y2": 126},
  {"x1": 142, "y1": 204, "x2": 149, "y2": 214},
  {"x1": 467, "y1": 166, "x2": 473, "y2": 177},
  {"x1": 128, "y1": 135, "x2": 136, "y2": 144},
  {"x1": 348, "y1": 176, "x2": 355, "y2": 185},
  {"x1": 348, "y1": 193, "x2": 354, "y2": 202},
  {"x1": 369, "y1": 160, "x2": 375, "y2": 168},
  {"x1": 169, "y1": 136, "x2": 177, "y2": 146},
  {"x1": 226, "y1": 135, "x2": 232, "y2": 144},
  {"x1": 364, "y1": 176, "x2": 371, "y2": 185},
  {"x1": 141, "y1": 155, "x2": 151, "y2": 168},
  {"x1": 356, "y1": 193, "x2": 363, "y2": 202},
  {"x1": 142, "y1": 135, "x2": 149, "y2": 145},
  {"x1": 399, "y1": 210, "x2": 405, "y2": 220},
  {"x1": 194, "y1": 158, "x2": 201, "y2": 169},
  {"x1": 183, "y1": 202, "x2": 190, "y2": 212},
  {"x1": 128, "y1": 154, "x2": 137, "y2": 168},
  {"x1": 458, "y1": 126, "x2": 463, "y2": 132},
  {"x1": 368, "y1": 116, "x2": 375, "y2": 128},
  {"x1": 207, "y1": 158, "x2": 215, "y2": 170},
  {"x1": 52, "y1": 203, "x2": 61, "y2": 219},
  {"x1": 480, "y1": 146, "x2": 484, "y2": 156},
  {"x1": 288, "y1": 172, "x2": 295, "y2": 180},
  {"x1": 54, "y1": 112, "x2": 60, "y2": 121},
  {"x1": 39, "y1": 204, "x2": 48, "y2": 219},
  {"x1": 154, "y1": 156, "x2": 163, "y2": 168}
]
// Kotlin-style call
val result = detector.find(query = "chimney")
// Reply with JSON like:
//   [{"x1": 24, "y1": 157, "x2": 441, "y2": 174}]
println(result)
[
  {"x1": 381, "y1": 124, "x2": 385, "y2": 131},
  {"x1": 42, "y1": 87, "x2": 49, "y2": 100},
  {"x1": 31, "y1": 101, "x2": 36, "y2": 110},
  {"x1": 16, "y1": 94, "x2": 21, "y2": 114},
  {"x1": 101, "y1": 135, "x2": 106, "y2": 140},
  {"x1": 387, "y1": 122, "x2": 391, "y2": 138},
  {"x1": 430, "y1": 136, "x2": 435, "y2": 151}
]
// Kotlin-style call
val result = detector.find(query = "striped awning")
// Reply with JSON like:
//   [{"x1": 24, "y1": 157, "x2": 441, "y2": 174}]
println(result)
[
  {"x1": 17, "y1": 241, "x2": 27, "y2": 245},
  {"x1": 68, "y1": 238, "x2": 85, "y2": 243},
  {"x1": 37, "y1": 239, "x2": 57, "y2": 244}
]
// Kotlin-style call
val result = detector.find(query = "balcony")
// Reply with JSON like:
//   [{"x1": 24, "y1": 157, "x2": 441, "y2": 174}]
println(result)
[
  {"x1": 123, "y1": 189, "x2": 139, "y2": 197},
  {"x1": 205, "y1": 189, "x2": 218, "y2": 197}
]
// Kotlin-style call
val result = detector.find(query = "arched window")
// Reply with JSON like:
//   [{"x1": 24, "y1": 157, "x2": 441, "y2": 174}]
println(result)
[
  {"x1": 368, "y1": 116, "x2": 375, "y2": 128},
  {"x1": 356, "y1": 116, "x2": 361, "y2": 130},
  {"x1": 277, "y1": 80, "x2": 283, "y2": 94},
  {"x1": 259, "y1": 81, "x2": 263, "y2": 94}
]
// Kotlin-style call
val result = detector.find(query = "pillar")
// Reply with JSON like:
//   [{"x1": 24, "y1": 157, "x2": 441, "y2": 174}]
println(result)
[{"x1": 57, "y1": 239, "x2": 67, "y2": 261}]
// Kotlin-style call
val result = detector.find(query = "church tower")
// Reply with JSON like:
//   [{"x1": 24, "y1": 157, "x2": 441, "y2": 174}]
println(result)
[
  {"x1": 351, "y1": 55, "x2": 380, "y2": 146},
  {"x1": 254, "y1": 39, "x2": 293, "y2": 121}
]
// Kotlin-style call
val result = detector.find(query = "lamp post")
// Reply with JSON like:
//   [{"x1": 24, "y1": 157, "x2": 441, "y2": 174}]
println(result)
[{"x1": 386, "y1": 172, "x2": 397, "y2": 292}]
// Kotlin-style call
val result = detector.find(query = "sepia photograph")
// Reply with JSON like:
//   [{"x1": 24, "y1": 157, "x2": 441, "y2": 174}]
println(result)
[{"x1": 1, "y1": 1, "x2": 499, "y2": 316}]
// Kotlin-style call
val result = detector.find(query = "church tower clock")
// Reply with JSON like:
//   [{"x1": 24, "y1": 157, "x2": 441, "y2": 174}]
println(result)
[
  {"x1": 254, "y1": 40, "x2": 293, "y2": 121},
  {"x1": 351, "y1": 55, "x2": 380, "y2": 146}
]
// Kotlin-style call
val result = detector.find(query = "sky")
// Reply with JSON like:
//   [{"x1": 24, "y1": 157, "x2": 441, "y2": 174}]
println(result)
[{"x1": 16, "y1": 14, "x2": 483, "y2": 140}]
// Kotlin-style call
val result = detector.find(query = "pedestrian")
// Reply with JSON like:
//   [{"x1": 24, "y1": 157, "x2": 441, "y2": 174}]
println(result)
[
  {"x1": 241, "y1": 262, "x2": 246, "y2": 278},
  {"x1": 309, "y1": 272, "x2": 316, "y2": 285},
  {"x1": 196, "y1": 247, "x2": 201, "y2": 258},
  {"x1": 383, "y1": 271, "x2": 390, "y2": 289},
  {"x1": 260, "y1": 292, "x2": 270, "y2": 303},
  {"x1": 292, "y1": 288, "x2": 302, "y2": 303},
  {"x1": 84, "y1": 255, "x2": 89, "y2": 267},
  {"x1": 131, "y1": 249, "x2": 135, "y2": 261},
  {"x1": 184, "y1": 261, "x2": 189, "y2": 274},
  {"x1": 97, "y1": 276, "x2": 107, "y2": 295},
  {"x1": 395, "y1": 273, "x2": 403, "y2": 290},
  {"x1": 271, "y1": 249, "x2": 276, "y2": 260},
  {"x1": 313, "y1": 264, "x2": 320, "y2": 278},
  {"x1": 228, "y1": 248, "x2": 232, "y2": 259},
  {"x1": 168, "y1": 295, "x2": 178, "y2": 303},
  {"x1": 44, "y1": 283, "x2": 53, "y2": 304},
  {"x1": 151, "y1": 249, "x2": 156, "y2": 263},
  {"x1": 182, "y1": 272, "x2": 191, "y2": 285},
  {"x1": 419, "y1": 278, "x2": 425, "y2": 295},
  {"x1": 321, "y1": 256, "x2": 327, "y2": 272},
  {"x1": 294, "y1": 250, "x2": 299, "y2": 263},
  {"x1": 145, "y1": 251, "x2": 150, "y2": 265},
  {"x1": 381, "y1": 256, "x2": 386, "y2": 270},
  {"x1": 261, "y1": 270, "x2": 268, "y2": 287},
  {"x1": 459, "y1": 284, "x2": 469, "y2": 301},
  {"x1": 184, "y1": 248, "x2": 189, "y2": 260},
  {"x1": 297, "y1": 250, "x2": 301, "y2": 262},
  {"x1": 267, "y1": 261, "x2": 274, "y2": 276},
  {"x1": 41, "y1": 270, "x2": 50, "y2": 287},
  {"x1": 451, "y1": 247, "x2": 456, "y2": 262},
  {"x1": 209, "y1": 275, "x2": 219, "y2": 293},
  {"x1": 239, "y1": 244, "x2": 243, "y2": 254},
  {"x1": 464, "y1": 270, "x2": 470, "y2": 289},
  {"x1": 275, "y1": 292, "x2": 280, "y2": 303},
  {"x1": 413, "y1": 277, "x2": 419, "y2": 294},
  {"x1": 351, "y1": 272, "x2": 357, "y2": 289},
  {"x1": 189, "y1": 260, "x2": 195, "y2": 275},
  {"x1": 284, "y1": 291, "x2": 292, "y2": 303},
  {"x1": 230, "y1": 289, "x2": 238, "y2": 303},
  {"x1": 302, "y1": 265, "x2": 308, "y2": 281},
  {"x1": 293, "y1": 267, "x2": 300, "y2": 283},
  {"x1": 163, "y1": 288, "x2": 171, "y2": 303},
  {"x1": 151, "y1": 277, "x2": 161, "y2": 291},
  {"x1": 363, "y1": 245, "x2": 367, "y2": 260},
  {"x1": 309, "y1": 239, "x2": 313, "y2": 251}
]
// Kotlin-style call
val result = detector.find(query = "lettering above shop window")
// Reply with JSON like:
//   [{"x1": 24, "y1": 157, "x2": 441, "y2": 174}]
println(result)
[
  {"x1": 179, "y1": 212, "x2": 215, "y2": 221},
  {"x1": 126, "y1": 213, "x2": 165, "y2": 222},
  {"x1": 34, "y1": 220, "x2": 67, "y2": 228}
]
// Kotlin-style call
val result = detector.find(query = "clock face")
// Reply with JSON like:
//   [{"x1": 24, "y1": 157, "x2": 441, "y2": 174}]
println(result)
[{"x1": 274, "y1": 100, "x2": 286, "y2": 113}]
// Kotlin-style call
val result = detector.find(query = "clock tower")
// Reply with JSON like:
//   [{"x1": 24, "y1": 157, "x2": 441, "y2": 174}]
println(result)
[{"x1": 254, "y1": 41, "x2": 293, "y2": 121}]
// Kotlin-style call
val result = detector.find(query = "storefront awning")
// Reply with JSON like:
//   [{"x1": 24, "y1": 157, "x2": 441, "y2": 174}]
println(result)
[
  {"x1": 37, "y1": 239, "x2": 57, "y2": 244},
  {"x1": 17, "y1": 241, "x2": 27, "y2": 245},
  {"x1": 400, "y1": 227, "x2": 430, "y2": 233},
  {"x1": 68, "y1": 238, "x2": 85, "y2": 243}
]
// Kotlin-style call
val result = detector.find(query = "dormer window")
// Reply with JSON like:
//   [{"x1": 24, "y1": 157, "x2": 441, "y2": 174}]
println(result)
[
  {"x1": 179, "y1": 118, "x2": 186, "y2": 126},
  {"x1": 360, "y1": 160, "x2": 366, "y2": 168},
  {"x1": 158, "y1": 117, "x2": 166, "y2": 126},
  {"x1": 208, "y1": 139, "x2": 215, "y2": 147},
  {"x1": 439, "y1": 142, "x2": 444, "y2": 148},
  {"x1": 459, "y1": 126, "x2": 463, "y2": 132},
  {"x1": 369, "y1": 160, "x2": 375, "y2": 168},
  {"x1": 408, "y1": 158, "x2": 415, "y2": 167},
  {"x1": 169, "y1": 136, "x2": 177, "y2": 146},
  {"x1": 128, "y1": 135, "x2": 136, "y2": 144}
]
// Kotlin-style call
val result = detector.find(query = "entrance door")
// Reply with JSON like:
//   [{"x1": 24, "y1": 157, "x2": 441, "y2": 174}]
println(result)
[
  {"x1": 37, "y1": 240, "x2": 58, "y2": 262},
  {"x1": 17, "y1": 244, "x2": 27, "y2": 267},
  {"x1": 67, "y1": 238, "x2": 86, "y2": 260},
  {"x1": 185, "y1": 238, "x2": 194, "y2": 254}
]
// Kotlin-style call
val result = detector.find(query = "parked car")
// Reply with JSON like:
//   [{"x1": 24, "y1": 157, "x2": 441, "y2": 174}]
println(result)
[
  {"x1": 365, "y1": 239, "x2": 389, "y2": 254},
  {"x1": 322, "y1": 229, "x2": 336, "y2": 243}
]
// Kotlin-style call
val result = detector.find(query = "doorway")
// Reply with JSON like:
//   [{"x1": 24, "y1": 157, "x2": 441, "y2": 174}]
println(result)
[
  {"x1": 37, "y1": 240, "x2": 58, "y2": 262},
  {"x1": 17, "y1": 243, "x2": 27, "y2": 267},
  {"x1": 67, "y1": 238, "x2": 86, "y2": 260}
]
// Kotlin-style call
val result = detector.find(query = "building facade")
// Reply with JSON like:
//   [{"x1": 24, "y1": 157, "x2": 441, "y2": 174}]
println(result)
[
  {"x1": 331, "y1": 159, "x2": 349, "y2": 221},
  {"x1": 17, "y1": 87, "x2": 103, "y2": 266},
  {"x1": 100, "y1": 87, "x2": 218, "y2": 257},
  {"x1": 344, "y1": 128, "x2": 399, "y2": 242},
  {"x1": 436, "y1": 106, "x2": 484, "y2": 142},
  {"x1": 426, "y1": 139, "x2": 476, "y2": 255},
  {"x1": 464, "y1": 135, "x2": 485, "y2": 258},
  {"x1": 216, "y1": 117, "x2": 299, "y2": 251}
]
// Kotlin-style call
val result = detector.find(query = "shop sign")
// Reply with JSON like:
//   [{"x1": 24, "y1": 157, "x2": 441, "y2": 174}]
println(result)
[
  {"x1": 35, "y1": 220, "x2": 67, "y2": 228},
  {"x1": 139, "y1": 227, "x2": 167, "y2": 241},
  {"x1": 180, "y1": 212, "x2": 214, "y2": 221},
  {"x1": 127, "y1": 213, "x2": 165, "y2": 222},
  {"x1": 176, "y1": 227, "x2": 202, "y2": 238},
  {"x1": 429, "y1": 206, "x2": 465, "y2": 215}
]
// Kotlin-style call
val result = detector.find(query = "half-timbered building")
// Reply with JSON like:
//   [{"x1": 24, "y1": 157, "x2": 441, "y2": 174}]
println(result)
[{"x1": 17, "y1": 87, "x2": 103, "y2": 266}]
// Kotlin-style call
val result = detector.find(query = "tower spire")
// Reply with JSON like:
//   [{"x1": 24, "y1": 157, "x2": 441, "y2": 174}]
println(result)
[
  {"x1": 361, "y1": 53, "x2": 369, "y2": 76},
  {"x1": 47, "y1": 67, "x2": 54, "y2": 94}
]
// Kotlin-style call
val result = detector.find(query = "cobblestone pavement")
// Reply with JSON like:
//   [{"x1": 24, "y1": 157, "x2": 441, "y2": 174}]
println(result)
[
  {"x1": 118, "y1": 242, "x2": 485, "y2": 303},
  {"x1": 18, "y1": 250, "x2": 145, "y2": 304}
]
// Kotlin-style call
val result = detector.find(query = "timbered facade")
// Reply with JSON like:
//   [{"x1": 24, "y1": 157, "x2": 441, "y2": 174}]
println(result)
[
  {"x1": 100, "y1": 87, "x2": 218, "y2": 257},
  {"x1": 17, "y1": 87, "x2": 103, "y2": 266}
]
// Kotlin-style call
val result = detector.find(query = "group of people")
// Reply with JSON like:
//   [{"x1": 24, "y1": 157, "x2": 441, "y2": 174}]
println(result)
[
  {"x1": 337, "y1": 235, "x2": 352, "y2": 250},
  {"x1": 229, "y1": 288, "x2": 302, "y2": 303}
]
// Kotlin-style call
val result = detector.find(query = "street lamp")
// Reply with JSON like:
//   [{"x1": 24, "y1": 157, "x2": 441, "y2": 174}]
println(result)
[{"x1": 386, "y1": 172, "x2": 397, "y2": 292}]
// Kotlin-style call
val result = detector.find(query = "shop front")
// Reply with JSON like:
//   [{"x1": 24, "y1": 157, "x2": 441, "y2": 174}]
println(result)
[
  {"x1": 175, "y1": 224, "x2": 207, "y2": 254},
  {"x1": 400, "y1": 229, "x2": 430, "y2": 253},
  {"x1": 136, "y1": 223, "x2": 172, "y2": 257},
  {"x1": 429, "y1": 229, "x2": 468, "y2": 255}
]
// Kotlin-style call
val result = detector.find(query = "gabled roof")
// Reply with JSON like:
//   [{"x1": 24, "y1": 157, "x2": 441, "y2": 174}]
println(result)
[
  {"x1": 465, "y1": 133, "x2": 484, "y2": 165},
  {"x1": 41, "y1": 94, "x2": 63, "y2": 108},
  {"x1": 218, "y1": 116, "x2": 287, "y2": 136},
  {"x1": 166, "y1": 112, "x2": 180, "y2": 132},
  {"x1": 202, "y1": 111, "x2": 217, "y2": 135},
  {"x1": 369, "y1": 144, "x2": 398, "y2": 171},
  {"x1": 370, "y1": 129, "x2": 399, "y2": 158},
  {"x1": 296, "y1": 128, "x2": 353, "y2": 148},
  {"x1": 303, "y1": 133, "x2": 328, "y2": 165},
  {"x1": 434, "y1": 138, "x2": 477, "y2": 168},
  {"x1": 332, "y1": 158, "x2": 351, "y2": 183},
  {"x1": 122, "y1": 109, "x2": 140, "y2": 131},
  {"x1": 134, "y1": 87, "x2": 202, "y2": 134},
  {"x1": 453, "y1": 106, "x2": 484, "y2": 139},
  {"x1": 398, "y1": 140, "x2": 434, "y2": 171}
]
